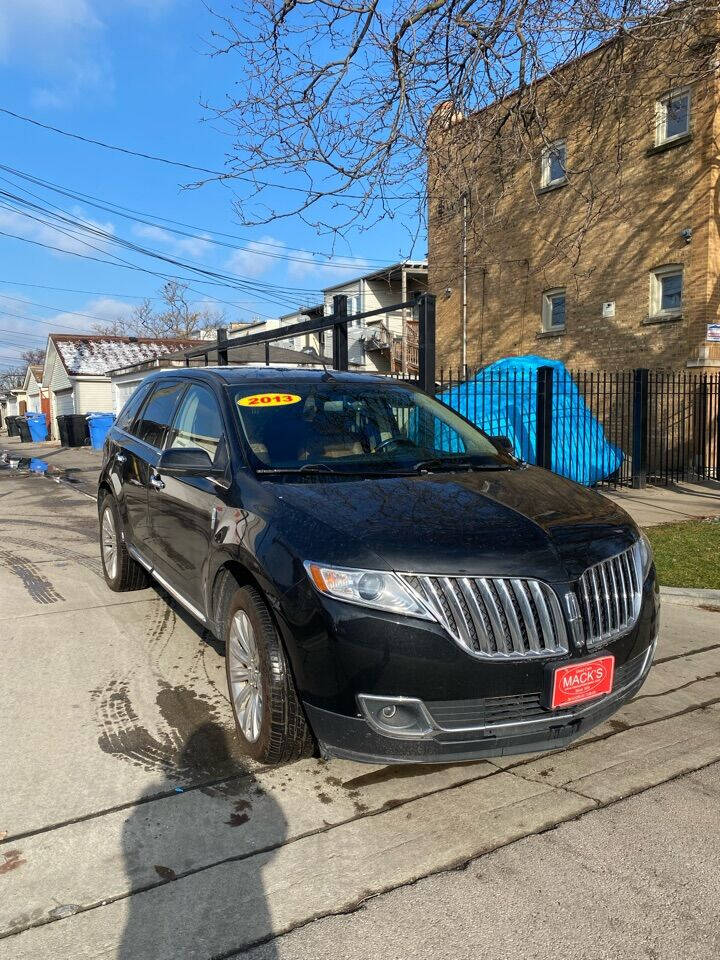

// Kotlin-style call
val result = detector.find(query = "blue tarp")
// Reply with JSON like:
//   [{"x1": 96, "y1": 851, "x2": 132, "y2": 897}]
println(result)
[{"x1": 437, "y1": 355, "x2": 623, "y2": 486}]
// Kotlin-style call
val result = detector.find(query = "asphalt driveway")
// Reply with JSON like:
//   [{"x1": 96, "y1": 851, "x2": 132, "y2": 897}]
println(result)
[{"x1": 1, "y1": 442, "x2": 720, "y2": 958}]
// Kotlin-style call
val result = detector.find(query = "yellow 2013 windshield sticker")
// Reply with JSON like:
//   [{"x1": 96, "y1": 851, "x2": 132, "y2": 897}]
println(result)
[{"x1": 237, "y1": 392, "x2": 302, "y2": 408}]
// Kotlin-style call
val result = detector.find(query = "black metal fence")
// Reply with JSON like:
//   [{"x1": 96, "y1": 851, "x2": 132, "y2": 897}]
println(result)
[
  {"x1": 185, "y1": 296, "x2": 719, "y2": 490},
  {"x1": 430, "y1": 366, "x2": 720, "y2": 489}
]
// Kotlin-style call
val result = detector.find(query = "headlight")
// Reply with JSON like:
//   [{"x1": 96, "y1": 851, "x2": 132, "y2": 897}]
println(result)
[
  {"x1": 633, "y1": 530, "x2": 654, "y2": 580},
  {"x1": 304, "y1": 562, "x2": 434, "y2": 620}
]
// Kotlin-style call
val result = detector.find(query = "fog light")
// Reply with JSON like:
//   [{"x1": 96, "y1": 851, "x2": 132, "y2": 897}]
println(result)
[{"x1": 357, "y1": 695, "x2": 434, "y2": 739}]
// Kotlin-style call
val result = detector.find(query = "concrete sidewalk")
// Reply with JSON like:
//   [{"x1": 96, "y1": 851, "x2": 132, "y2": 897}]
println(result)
[{"x1": 604, "y1": 478, "x2": 720, "y2": 527}]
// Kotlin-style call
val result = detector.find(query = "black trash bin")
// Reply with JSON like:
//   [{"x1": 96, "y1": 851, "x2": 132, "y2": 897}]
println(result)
[
  {"x1": 17, "y1": 417, "x2": 32, "y2": 443},
  {"x1": 56, "y1": 415, "x2": 70, "y2": 447},
  {"x1": 67, "y1": 414, "x2": 90, "y2": 447},
  {"x1": 6, "y1": 415, "x2": 18, "y2": 437}
]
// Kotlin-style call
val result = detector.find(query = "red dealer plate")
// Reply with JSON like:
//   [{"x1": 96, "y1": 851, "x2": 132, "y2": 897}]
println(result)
[{"x1": 551, "y1": 655, "x2": 615, "y2": 709}]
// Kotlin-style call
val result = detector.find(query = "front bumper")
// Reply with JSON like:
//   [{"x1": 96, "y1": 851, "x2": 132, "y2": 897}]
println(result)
[{"x1": 305, "y1": 641, "x2": 655, "y2": 764}]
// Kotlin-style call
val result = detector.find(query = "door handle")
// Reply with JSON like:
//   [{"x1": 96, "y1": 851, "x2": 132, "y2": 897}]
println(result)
[
  {"x1": 149, "y1": 473, "x2": 165, "y2": 491},
  {"x1": 116, "y1": 453, "x2": 127, "y2": 464}
]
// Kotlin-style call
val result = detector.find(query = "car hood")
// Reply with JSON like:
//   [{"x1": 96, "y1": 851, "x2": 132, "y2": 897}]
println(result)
[{"x1": 273, "y1": 466, "x2": 637, "y2": 582}]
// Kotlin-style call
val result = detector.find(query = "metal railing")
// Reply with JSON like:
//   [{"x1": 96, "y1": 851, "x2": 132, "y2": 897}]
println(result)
[
  {"x1": 184, "y1": 312, "x2": 720, "y2": 489},
  {"x1": 183, "y1": 293, "x2": 436, "y2": 392},
  {"x1": 432, "y1": 365, "x2": 720, "y2": 488}
]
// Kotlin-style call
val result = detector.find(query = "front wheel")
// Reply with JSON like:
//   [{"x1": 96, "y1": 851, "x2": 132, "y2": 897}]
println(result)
[{"x1": 223, "y1": 582, "x2": 314, "y2": 764}]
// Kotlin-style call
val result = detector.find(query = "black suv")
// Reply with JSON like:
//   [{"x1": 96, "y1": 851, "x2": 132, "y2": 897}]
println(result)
[{"x1": 98, "y1": 367, "x2": 659, "y2": 765}]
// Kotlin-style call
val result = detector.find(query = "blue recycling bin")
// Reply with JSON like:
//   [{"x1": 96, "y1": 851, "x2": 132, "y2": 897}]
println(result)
[
  {"x1": 86, "y1": 413, "x2": 115, "y2": 450},
  {"x1": 26, "y1": 413, "x2": 48, "y2": 443}
]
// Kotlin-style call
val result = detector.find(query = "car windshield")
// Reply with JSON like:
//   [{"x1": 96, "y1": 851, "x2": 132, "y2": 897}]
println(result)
[{"x1": 232, "y1": 380, "x2": 511, "y2": 475}]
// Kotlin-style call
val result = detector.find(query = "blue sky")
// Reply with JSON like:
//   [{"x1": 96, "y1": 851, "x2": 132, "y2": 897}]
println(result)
[{"x1": 0, "y1": 0, "x2": 424, "y2": 369}]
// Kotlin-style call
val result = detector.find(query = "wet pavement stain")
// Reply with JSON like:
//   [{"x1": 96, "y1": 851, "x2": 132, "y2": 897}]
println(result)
[
  {"x1": 0, "y1": 849, "x2": 26, "y2": 875},
  {"x1": 0, "y1": 532, "x2": 103, "y2": 578},
  {"x1": 0, "y1": 549, "x2": 64, "y2": 604},
  {"x1": 94, "y1": 677, "x2": 248, "y2": 778},
  {"x1": 226, "y1": 799, "x2": 253, "y2": 827}
]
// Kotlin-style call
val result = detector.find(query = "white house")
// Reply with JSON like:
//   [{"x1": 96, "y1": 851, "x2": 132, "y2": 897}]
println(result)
[
  {"x1": 42, "y1": 335, "x2": 205, "y2": 440},
  {"x1": 108, "y1": 340, "x2": 321, "y2": 413},
  {"x1": 227, "y1": 306, "x2": 326, "y2": 358},
  {"x1": 22, "y1": 365, "x2": 45, "y2": 414},
  {"x1": 228, "y1": 262, "x2": 428, "y2": 374},
  {"x1": 323, "y1": 261, "x2": 428, "y2": 374}
]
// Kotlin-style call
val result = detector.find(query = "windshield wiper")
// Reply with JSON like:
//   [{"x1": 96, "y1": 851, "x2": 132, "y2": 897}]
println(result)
[
  {"x1": 411, "y1": 458, "x2": 511, "y2": 473},
  {"x1": 256, "y1": 463, "x2": 414, "y2": 478}
]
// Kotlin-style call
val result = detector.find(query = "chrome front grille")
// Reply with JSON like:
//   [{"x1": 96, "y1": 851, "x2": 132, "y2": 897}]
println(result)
[
  {"x1": 401, "y1": 574, "x2": 569, "y2": 660},
  {"x1": 577, "y1": 544, "x2": 642, "y2": 648}
]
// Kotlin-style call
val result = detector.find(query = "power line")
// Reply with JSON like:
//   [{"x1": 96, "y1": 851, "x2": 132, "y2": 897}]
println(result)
[
  {"x1": 0, "y1": 189, "x2": 317, "y2": 304},
  {"x1": 0, "y1": 106, "x2": 417, "y2": 203},
  {"x1": 0, "y1": 278, "x2": 290, "y2": 323},
  {"x1": 0, "y1": 162, "x2": 394, "y2": 270}
]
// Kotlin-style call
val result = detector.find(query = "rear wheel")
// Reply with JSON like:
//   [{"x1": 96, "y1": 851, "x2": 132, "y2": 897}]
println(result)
[
  {"x1": 99, "y1": 493, "x2": 148, "y2": 592},
  {"x1": 222, "y1": 581, "x2": 314, "y2": 764}
]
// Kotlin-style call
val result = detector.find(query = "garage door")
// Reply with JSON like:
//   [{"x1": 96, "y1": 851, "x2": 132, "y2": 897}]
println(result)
[
  {"x1": 114, "y1": 379, "x2": 146, "y2": 414},
  {"x1": 54, "y1": 389, "x2": 74, "y2": 416}
]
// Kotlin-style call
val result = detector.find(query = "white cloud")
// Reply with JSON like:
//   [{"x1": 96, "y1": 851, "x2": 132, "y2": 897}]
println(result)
[
  {"x1": 0, "y1": 206, "x2": 115, "y2": 257},
  {"x1": 225, "y1": 236, "x2": 283, "y2": 278},
  {"x1": 132, "y1": 224, "x2": 212, "y2": 260},
  {"x1": 286, "y1": 251, "x2": 372, "y2": 285},
  {"x1": 0, "y1": 1, "x2": 172, "y2": 106},
  {"x1": 50, "y1": 296, "x2": 133, "y2": 330}
]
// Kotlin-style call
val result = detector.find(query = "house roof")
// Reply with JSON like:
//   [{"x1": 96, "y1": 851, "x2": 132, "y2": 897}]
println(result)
[
  {"x1": 107, "y1": 340, "x2": 318, "y2": 376},
  {"x1": 22, "y1": 365, "x2": 44, "y2": 391},
  {"x1": 323, "y1": 261, "x2": 428, "y2": 294},
  {"x1": 48, "y1": 334, "x2": 206, "y2": 378}
]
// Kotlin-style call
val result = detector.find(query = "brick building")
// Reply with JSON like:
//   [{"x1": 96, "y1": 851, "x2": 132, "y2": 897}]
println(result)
[{"x1": 428, "y1": 10, "x2": 720, "y2": 372}]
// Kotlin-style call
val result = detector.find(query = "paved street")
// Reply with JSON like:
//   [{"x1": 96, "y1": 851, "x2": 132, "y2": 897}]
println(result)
[{"x1": 1, "y1": 443, "x2": 720, "y2": 959}]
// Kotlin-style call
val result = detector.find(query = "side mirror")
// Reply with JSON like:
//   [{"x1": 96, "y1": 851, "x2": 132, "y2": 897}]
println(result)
[
  {"x1": 490, "y1": 435, "x2": 514, "y2": 453},
  {"x1": 158, "y1": 447, "x2": 220, "y2": 477}
]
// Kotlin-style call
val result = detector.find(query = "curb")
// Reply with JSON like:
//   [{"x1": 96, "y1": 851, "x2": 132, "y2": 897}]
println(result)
[{"x1": 660, "y1": 586, "x2": 720, "y2": 605}]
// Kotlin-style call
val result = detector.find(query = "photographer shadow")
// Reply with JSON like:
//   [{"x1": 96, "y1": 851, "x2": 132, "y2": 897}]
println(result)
[{"x1": 118, "y1": 722, "x2": 284, "y2": 959}]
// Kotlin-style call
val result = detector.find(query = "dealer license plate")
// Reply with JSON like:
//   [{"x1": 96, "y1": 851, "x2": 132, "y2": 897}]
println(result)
[{"x1": 551, "y1": 655, "x2": 615, "y2": 709}]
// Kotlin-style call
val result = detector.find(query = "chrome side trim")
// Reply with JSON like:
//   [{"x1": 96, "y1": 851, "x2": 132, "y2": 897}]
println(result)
[{"x1": 127, "y1": 543, "x2": 207, "y2": 623}]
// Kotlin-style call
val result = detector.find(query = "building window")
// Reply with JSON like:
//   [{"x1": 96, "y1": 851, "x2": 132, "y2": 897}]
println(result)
[
  {"x1": 656, "y1": 88, "x2": 690, "y2": 145},
  {"x1": 541, "y1": 288, "x2": 566, "y2": 331},
  {"x1": 650, "y1": 265, "x2": 683, "y2": 318},
  {"x1": 540, "y1": 141, "x2": 567, "y2": 187}
]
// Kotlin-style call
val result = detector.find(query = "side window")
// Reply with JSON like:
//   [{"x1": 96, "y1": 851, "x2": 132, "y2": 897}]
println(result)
[
  {"x1": 542, "y1": 288, "x2": 566, "y2": 331},
  {"x1": 541, "y1": 140, "x2": 567, "y2": 187},
  {"x1": 167, "y1": 384, "x2": 226, "y2": 466},
  {"x1": 116, "y1": 382, "x2": 153, "y2": 434},
  {"x1": 134, "y1": 381, "x2": 186, "y2": 449}
]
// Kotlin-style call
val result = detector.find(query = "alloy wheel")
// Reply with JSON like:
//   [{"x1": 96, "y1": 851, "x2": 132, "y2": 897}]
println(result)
[
  {"x1": 228, "y1": 610, "x2": 263, "y2": 743},
  {"x1": 101, "y1": 507, "x2": 118, "y2": 580}
]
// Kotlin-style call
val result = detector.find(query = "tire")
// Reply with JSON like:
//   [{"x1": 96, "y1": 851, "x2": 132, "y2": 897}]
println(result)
[
  {"x1": 222, "y1": 581, "x2": 314, "y2": 764},
  {"x1": 98, "y1": 492, "x2": 149, "y2": 592}
]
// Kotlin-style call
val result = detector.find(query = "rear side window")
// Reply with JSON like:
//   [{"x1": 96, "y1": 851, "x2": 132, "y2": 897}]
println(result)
[
  {"x1": 116, "y1": 382, "x2": 153, "y2": 433},
  {"x1": 134, "y1": 381, "x2": 186, "y2": 449}
]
